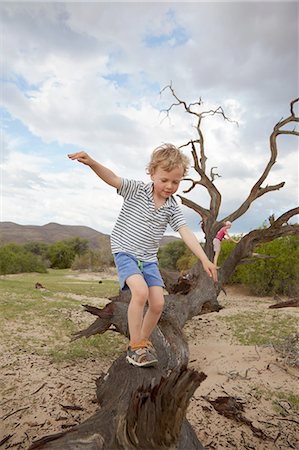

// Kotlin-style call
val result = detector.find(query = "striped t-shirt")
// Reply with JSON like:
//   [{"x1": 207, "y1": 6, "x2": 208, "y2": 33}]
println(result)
[{"x1": 110, "y1": 178, "x2": 187, "y2": 262}]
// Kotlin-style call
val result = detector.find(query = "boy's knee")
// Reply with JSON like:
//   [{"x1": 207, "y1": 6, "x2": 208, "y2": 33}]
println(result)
[
  {"x1": 131, "y1": 285, "x2": 149, "y2": 304},
  {"x1": 150, "y1": 297, "x2": 164, "y2": 315}
]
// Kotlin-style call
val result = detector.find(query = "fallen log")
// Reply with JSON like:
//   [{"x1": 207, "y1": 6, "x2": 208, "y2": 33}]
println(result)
[
  {"x1": 269, "y1": 298, "x2": 299, "y2": 309},
  {"x1": 29, "y1": 360, "x2": 206, "y2": 450},
  {"x1": 28, "y1": 272, "x2": 217, "y2": 449}
]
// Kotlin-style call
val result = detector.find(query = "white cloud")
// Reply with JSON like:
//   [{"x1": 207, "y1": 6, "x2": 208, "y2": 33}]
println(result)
[{"x1": 1, "y1": 1, "x2": 298, "y2": 237}]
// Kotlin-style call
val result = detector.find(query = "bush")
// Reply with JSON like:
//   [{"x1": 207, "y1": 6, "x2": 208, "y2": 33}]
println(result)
[
  {"x1": 0, "y1": 237, "x2": 91, "y2": 273},
  {"x1": 0, "y1": 244, "x2": 47, "y2": 274},
  {"x1": 47, "y1": 241, "x2": 76, "y2": 269},
  {"x1": 224, "y1": 236, "x2": 299, "y2": 296},
  {"x1": 23, "y1": 241, "x2": 49, "y2": 257},
  {"x1": 158, "y1": 240, "x2": 187, "y2": 270},
  {"x1": 176, "y1": 251, "x2": 197, "y2": 271},
  {"x1": 47, "y1": 238, "x2": 90, "y2": 269},
  {"x1": 71, "y1": 249, "x2": 114, "y2": 271},
  {"x1": 158, "y1": 240, "x2": 198, "y2": 271}
]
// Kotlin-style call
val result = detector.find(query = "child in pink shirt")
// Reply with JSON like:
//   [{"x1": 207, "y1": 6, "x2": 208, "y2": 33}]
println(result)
[{"x1": 213, "y1": 221, "x2": 239, "y2": 266}]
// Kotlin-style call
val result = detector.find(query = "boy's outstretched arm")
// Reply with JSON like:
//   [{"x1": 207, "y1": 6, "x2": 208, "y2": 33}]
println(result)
[
  {"x1": 178, "y1": 225, "x2": 218, "y2": 282},
  {"x1": 68, "y1": 151, "x2": 121, "y2": 189}
]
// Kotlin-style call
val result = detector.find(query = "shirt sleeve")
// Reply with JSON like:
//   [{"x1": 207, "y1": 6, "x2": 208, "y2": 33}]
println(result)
[
  {"x1": 168, "y1": 204, "x2": 187, "y2": 232},
  {"x1": 117, "y1": 178, "x2": 142, "y2": 200}
]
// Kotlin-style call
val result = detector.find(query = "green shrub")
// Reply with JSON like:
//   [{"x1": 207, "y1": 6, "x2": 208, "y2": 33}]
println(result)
[
  {"x1": 47, "y1": 241, "x2": 76, "y2": 269},
  {"x1": 0, "y1": 244, "x2": 47, "y2": 274},
  {"x1": 47, "y1": 237, "x2": 91, "y2": 269},
  {"x1": 158, "y1": 240, "x2": 198, "y2": 271},
  {"x1": 158, "y1": 240, "x2": 187, "y2": 270},
  {"x1": 223, "y1": 236, "x2": 299, "y2": 296},
  {"x1": 23, "y1": 241, "x2": 49, "y2": 257},
  {"x1": 72, "y1": 249, "x2": 114, "y2": 271},
  {"x1": 176, "y1": 251, "x2": 197, "y2": 271}
]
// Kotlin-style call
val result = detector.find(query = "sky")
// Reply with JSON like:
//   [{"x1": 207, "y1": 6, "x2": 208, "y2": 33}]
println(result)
[{"x1": 1, "y1": 0, "x2": 298, "y2": 241}]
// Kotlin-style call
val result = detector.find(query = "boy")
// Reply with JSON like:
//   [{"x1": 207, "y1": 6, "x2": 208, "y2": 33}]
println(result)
[
  {"x1": 213, "y1": 221, "x2": 239, "y2": 267},
  {"x1": 68, "y1": 144, "x2": 217, "y2": 368}
]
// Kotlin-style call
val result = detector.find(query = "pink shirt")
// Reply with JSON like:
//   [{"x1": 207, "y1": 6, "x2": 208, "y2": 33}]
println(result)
[{"x1": 216, "y1": 226, "x2": 228, "y2": 241}]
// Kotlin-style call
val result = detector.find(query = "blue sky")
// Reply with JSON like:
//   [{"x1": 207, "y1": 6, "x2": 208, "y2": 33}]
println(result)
[{"x1": 1, "y1": 1, "x2": 298, "y2": 240}]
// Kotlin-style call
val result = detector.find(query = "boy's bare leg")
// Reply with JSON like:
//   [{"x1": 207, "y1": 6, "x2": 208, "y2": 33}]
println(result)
[
  {"x1": 126, "y1": 274, "x2": 149, "y2": 346},
  {"x1": 140, "y1": 285, "x2": 164, "y2": 341}
]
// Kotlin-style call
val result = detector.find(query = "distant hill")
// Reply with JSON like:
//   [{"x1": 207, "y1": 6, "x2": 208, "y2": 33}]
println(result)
[
  {"x1": 0, "y1": 222, "x2": 109, "y2": 250},
  {"x1": 0, "y1": 222, "x2": 179, "y2": 249}
]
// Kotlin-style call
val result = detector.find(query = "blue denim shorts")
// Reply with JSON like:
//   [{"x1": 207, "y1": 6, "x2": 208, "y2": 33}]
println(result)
[{"x1": 113, "y1": 252, "x2": 165, "y2": 291}]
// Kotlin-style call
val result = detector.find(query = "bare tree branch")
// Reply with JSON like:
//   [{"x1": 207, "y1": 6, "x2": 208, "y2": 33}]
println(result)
[
  {"x1": 269, "y1": 206, "x2": 299, "y2": 227},
  {"x1": 160, "y1": 84, "x2": 239, "y2": 224},
  {"x1": 181, "y1": 178, "x2": 204, "y2": 194},
  {"x1": 161, "y1": 88, "x2": 298, "y2": 273},
  {"x1": 221, "y1": 98, "x2": 299, "y2": 225},
  {"x1": 177, "y1": 195, "x2": 210, "y2": 220},
  {"x1": 220, "y1": 208, "x2": 299, "y2": 284},
  {"x1": 210, "y1": 166, "x2": 221, "y2": 181}
]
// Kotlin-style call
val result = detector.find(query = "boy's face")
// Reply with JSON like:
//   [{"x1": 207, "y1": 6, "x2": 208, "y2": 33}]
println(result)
[{"x1": 150, "y1": 166, "x2": 184, "y2": 199}]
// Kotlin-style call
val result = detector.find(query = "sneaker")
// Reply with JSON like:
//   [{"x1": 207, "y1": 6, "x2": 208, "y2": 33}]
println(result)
[
  {"x1": 139, "y1": 339, "x2": 158, "y2": 359},
  {"x1": 126, "y1": 346, "x2": 158, "y2": 367}
]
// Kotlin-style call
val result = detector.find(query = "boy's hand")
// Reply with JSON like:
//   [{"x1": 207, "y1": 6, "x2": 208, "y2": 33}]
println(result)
[
  {"x1": 68, "y1": 151, "x2": 92, "y2": 166},
  {"x1": 202, "y1": 260, "x2": 218, "y2": 282}
]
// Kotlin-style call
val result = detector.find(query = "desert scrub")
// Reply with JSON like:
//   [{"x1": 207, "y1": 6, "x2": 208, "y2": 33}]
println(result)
[
  {"x1": 0, "y1": 270, "x2": 125, "y2": 361},
  {"x1": 221, "y1": 311, "x2": 299, "y2": 346},
  {"x1": 273, "y1": 333, "x2": 299, "y2": 367},
  {"x1": 50, "y1": 331, "x2": 127, "y2": 363},
  {"x1": 0, "y1": 269, "x2": 119, "y2": 298},
  {"x1": 251, "y1": 387, "x2": 299, "y2": 416}
]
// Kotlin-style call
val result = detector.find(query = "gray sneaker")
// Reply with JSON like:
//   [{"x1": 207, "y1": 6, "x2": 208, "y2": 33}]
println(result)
[
  {"x1": 141, "y1": 339, "x2": 158, "y2": 360},
  {"x1": 126, "y1": 346, "x2": 158, "y2": 367}
]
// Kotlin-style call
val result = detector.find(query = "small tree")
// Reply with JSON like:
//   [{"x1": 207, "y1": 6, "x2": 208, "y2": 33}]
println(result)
[
  {"x1": 47, "y1": 241, "x2": 76, "y2": 269},
  {"x1": 64, "y1": 237, "x2": 89, "y2": 256}
]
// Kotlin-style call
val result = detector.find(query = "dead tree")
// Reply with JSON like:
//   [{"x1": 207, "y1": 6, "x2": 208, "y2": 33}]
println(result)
[
  {"x1": 29, "y1": 90, "x2": 299, "y2": 450},
  {"x1": 160, "y1": 85, "x2": 298, "y2": 291}
]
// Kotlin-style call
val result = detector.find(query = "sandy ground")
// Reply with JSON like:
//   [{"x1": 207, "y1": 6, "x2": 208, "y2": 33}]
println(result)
[
  {"x1": 0, "y1": 282, "x2": 298, "y2": 449},
  {"x1": 185, "y1": 287, "x2": 299, "y2": 449}
]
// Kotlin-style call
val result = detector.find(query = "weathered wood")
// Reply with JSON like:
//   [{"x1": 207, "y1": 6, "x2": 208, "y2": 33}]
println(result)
[
  {"x1": 29, "y1": 359, "x2": 206, "y2": 450},
  {"x1": 269, "y1": 298, "x2": 299, "y2": 309},
  {"x1": 29, "y1": 271, "x2": 215, "y2": 450},
  {"x1": 207, "y1": 396, "x2": 270, "y2": 441}
]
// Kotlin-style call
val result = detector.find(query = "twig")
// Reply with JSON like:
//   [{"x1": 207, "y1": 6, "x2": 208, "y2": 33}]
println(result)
[
  {"x1": 60, "y1": 404, "x2": 85, "y2": 411},
  {"x1": 267, "y1": 362, "x2": 299, "y2": 379},
  {"x1": 31, "y1": 382, "x2": 47, "y2": 395},
  {"x1": 254, "y1": 345, "x2": 261, "y2": 360},
  {"x1": 286, "y1": 436, "x2": 297, "y2": 449},
  {"x1": 219, "y1": 367, "x2": 260, "y2": 380},
  {"x1": 61, "y1": 423, "x2": 78, "y2": 429},
  {"x1": 2, "y1": 406, "x2": 30, "y2": 420},
  {"x1": 274, "y1": 417, "x2": 299, "y2": 425},
  {"x1": 0, "y1": 435, "x2": 13, "y2": 446}
]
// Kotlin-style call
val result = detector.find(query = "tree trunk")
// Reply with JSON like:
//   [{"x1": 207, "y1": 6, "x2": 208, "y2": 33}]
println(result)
[
  {"x1": 29, "y1": 361, "x2": 206, "y2": 450},
  {"x1": 29, "y1": 271, "x2": 219, "y2": 450}
]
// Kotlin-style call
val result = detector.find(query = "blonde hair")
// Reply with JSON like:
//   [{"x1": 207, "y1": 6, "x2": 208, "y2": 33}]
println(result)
[{"x1": 146, "y1": 143, "x2": 190, "y2": 176}]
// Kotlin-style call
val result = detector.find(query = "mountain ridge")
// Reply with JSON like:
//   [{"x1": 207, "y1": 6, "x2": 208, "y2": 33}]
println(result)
[{"x1": 0, "y1": 222, "x2": 178, "y2": 249}]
